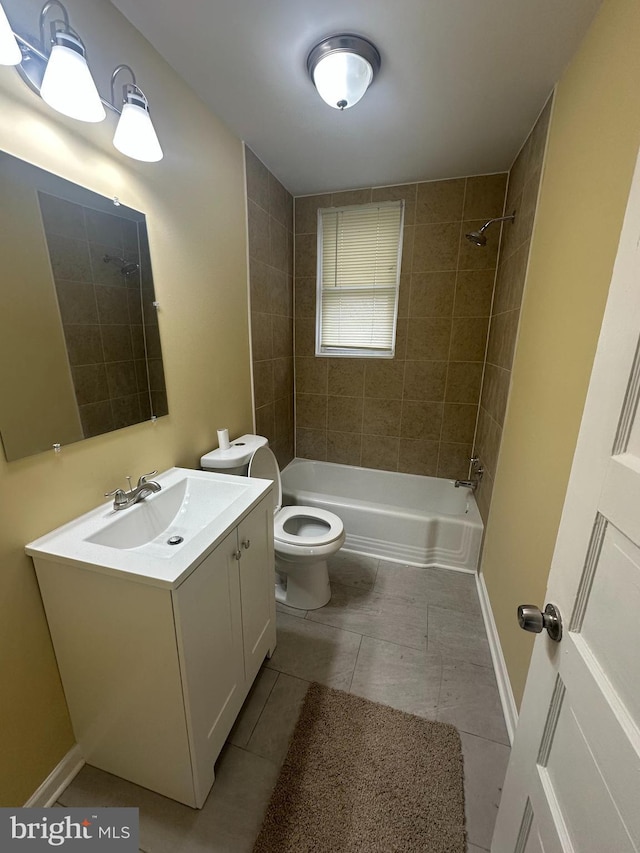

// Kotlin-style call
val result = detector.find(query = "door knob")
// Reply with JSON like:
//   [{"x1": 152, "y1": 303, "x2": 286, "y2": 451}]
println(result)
[{"x1": 517, "y1": 603, "x2": 562, "y2": 642}]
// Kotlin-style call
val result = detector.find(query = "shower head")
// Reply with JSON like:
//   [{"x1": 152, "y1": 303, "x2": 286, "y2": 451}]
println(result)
[
  {"x1": 103, "y1": 254, "x2": 140, "y2": 276},
  {"x1": 465, "y1": 230, "x2": 487, "y2": 247},
  {"x1": 465, "y1": 211, "x2": 516, "y2": 247}
]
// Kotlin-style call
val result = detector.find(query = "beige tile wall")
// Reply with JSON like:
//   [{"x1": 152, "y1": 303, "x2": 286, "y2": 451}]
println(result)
[
  {"x1": 245, "y1": 147, "x2": 294, "y2": 469},
  {"x1": 293, "y1": 175, "x2": 508, "y2": 478},
  {"x1": 474, "y1": 98, "x2": 553, "y2": 521}
]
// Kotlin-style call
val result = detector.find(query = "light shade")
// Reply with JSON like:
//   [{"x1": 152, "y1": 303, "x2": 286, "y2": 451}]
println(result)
[
  {"x1": 113, "y1": 90, "x2": 163, "y2": 162},
  {"x1": 307, "y1": 35, "x2": 381, "y2": 110},
  {"x1": 40, "y1": 32, "x2": 106, "y2": 122},
  {"x1": 0, "y1": 2, "x2": 21, "y2": 65}
]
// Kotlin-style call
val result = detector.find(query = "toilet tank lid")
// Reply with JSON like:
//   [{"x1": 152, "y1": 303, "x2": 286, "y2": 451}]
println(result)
[{"x1": 200, "y1": 434, "x2": 267, "y2": 469}]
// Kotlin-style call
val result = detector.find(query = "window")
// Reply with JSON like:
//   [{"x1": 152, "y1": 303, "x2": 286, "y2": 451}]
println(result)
[{"x1": 316, "y1": 200, "x2": 404, "y2": 358}]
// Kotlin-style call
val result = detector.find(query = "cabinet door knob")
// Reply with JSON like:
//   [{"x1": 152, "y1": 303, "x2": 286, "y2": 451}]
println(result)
[
  {"x1": 242, "y1": 539, "x2": 251, "y2": 550},
  {"x1": 234, "y1": 549, "x2": 242, "y2": 561}
]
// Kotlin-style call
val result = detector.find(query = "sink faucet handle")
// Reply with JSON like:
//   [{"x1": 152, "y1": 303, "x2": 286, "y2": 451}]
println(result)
[
  {"x1": 105, "y1": 488, "x2": 128, "y2": 507},
  {"x1": 137, "y1": 471, "x2": 158, "y2": 487}
]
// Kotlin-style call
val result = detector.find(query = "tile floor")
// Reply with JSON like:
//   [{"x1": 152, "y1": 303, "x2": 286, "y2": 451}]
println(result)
[{"x1": 57, "y1": 551, "x2": 510, "y2": 852}]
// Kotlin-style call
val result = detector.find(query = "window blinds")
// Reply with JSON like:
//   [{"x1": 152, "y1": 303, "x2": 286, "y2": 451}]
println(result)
[{"x1": 317, "y1": 200, "x2": 404, "y2": 357}]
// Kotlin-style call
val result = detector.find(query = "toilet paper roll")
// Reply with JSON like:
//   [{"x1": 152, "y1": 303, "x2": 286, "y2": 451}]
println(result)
[{"x1": 217, "y1": 428, "x2": 230, "y2": 450}]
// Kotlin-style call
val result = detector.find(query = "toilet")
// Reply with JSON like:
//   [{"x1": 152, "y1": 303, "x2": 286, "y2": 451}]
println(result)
[{"x1": 201, "y1": 435, "x2": 345, "y2": 610}]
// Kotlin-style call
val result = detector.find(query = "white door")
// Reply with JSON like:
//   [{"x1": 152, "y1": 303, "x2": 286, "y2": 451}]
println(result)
[{"x1": 492, "y1": 151, "x2": 640, "y2": 851}]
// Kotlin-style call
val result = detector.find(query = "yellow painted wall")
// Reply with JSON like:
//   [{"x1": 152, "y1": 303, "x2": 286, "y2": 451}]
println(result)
[
  {"x1": 481, "y1": 0, "x2": 640, "y2": 707},
  {"x1": 0, "y1": 0, "x2": 253, "y2": 804}
]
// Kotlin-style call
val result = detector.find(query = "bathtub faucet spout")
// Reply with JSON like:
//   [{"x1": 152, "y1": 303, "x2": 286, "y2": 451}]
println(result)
[{"x1": 455, "y1": 458, "x2": 484, "y2": 491}]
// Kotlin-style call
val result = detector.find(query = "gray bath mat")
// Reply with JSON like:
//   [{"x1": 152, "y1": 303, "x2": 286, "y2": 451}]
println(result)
[{"x1": 252, "y1": 682, "x2": 466, "y2": 852}]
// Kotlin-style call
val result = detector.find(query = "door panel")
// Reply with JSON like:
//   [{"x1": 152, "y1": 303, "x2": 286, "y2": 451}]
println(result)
[
  {"x1": 492, "y1": 147, "x2": 640, "y2": 851},
  {"x1": 580, "y1": 525, "x2": 640, "y2": 717},
  {"x1": 172, "y1": 531, "x2": 244, "y2": 806},
  {"x1": 544, "y1": 698, "x2": 635, "y2": 853},
  {"x1": 561, "y1": 640, "x2": 640, "y2": 842},
  {"x1": 522, "y1": 825, "x2": 545, "y2": 853},
  {"x1": 236, "y1": 497, "x2": 276, "y2": 682},
  {"x1": 516, "y1": 783, "x2": 564, "y2": 853}
]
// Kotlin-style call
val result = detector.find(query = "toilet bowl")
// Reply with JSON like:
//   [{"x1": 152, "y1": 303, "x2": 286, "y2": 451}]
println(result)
[{"x1": 201, "y1": 436, "x2": 345, "y2": 610}]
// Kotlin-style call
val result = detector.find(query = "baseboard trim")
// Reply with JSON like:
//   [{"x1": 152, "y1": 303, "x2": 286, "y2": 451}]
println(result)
[
  {"x1": 476, "y1": 571, "x2": 518, "y2": 744},
  {"x1": 24, "y1": 745, "x2": 84, "y2": 807}
]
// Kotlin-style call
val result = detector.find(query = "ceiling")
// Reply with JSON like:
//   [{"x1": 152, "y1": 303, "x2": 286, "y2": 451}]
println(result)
[{"x1": 109, "y1": 0, "x2": 602, "y2": 196}]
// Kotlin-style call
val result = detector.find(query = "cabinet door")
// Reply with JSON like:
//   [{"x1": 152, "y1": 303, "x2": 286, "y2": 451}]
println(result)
[
  {"x1": 237, "y1": 498, "x2": 276, "y2": 683},
  {"x1": 172, "y1": 530, "x2": 244, "y2": 807}
]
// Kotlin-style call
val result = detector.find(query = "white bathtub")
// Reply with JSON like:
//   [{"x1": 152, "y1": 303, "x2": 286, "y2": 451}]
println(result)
[{"x1": 280, "y1": 459, "x2": 483, "y2": 572}]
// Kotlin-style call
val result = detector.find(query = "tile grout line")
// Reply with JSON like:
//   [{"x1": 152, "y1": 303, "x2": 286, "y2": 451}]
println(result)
[
  {"x1": 438, "y1": 180, "x2": 467, "y2": 478},
  {"x1": 371, "y1": 557, "x2": 381, "y2": 588},
  {"x1": 274, "y1": 606, "x2": 366, "y2": 642},
  {"x1": 457, "y1": 728, "x2": 511, "y2": 751},
  {"x1": 304, "y1": 616, "x2": 427, "y2": 654},
  {"x1": 347, "y1": 634, "x2": 364, "y2": 692},
  {"x1": 242, "y1": 670, "x2": 281, "y2": 749},
  {"x1": 440, "y1": 717, "x2": 511, "y2": 749},
  {"x1": 279, "y1": 596, "x2": 430, "y2": 656},
  {"x1": 433, "y1": 649, "x2": 444, "y2": 710}
]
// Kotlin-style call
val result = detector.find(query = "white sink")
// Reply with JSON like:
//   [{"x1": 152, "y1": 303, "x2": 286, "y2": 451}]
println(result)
[
  {"x1": 86, "y1": 476, "x2": 250, "y2": 549},
  {"x1": 26, "y1": 467, "x2": 273, "y2": 588}
]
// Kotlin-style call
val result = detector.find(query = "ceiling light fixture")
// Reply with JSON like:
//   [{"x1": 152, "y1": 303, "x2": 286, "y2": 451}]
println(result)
[
  {"x1": 0, "y1": 1, "x2": 21, "y2": 65},
  {"x1": 307, "y1": 34, "x2": 381, "y2": 111},
  {"x1": 3, "y1": 1, "x2": 163, "y2": 161}
]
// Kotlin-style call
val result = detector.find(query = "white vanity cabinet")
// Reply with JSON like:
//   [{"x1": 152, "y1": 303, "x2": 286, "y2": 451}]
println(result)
[
  {"x1": 29, "y1": 483, "x2": 276, "y2": 809},
  {"x1": 172, "y1": 502, "x2": 276, "y2": 804}
]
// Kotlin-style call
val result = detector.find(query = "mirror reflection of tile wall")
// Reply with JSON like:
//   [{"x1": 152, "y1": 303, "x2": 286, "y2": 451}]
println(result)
[{"x1": 39, "y1": 194, "x2": 166, "y2": 438}]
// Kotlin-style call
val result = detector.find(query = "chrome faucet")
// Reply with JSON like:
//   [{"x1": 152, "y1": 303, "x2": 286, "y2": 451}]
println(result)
[
  {"x1": 454, "y1": 478, "x2": 479, "y2": 491},
  {"x1": 105, "y1": 471, "x2": 162, "y2": 511},
  {"x1": 455, "y1": 457, "x2": 484, "y2": 491}
]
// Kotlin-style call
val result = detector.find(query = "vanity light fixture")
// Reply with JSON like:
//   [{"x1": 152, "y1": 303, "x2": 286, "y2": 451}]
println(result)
[
  {"x1": 307, "y1": 34, "x2": 381, "y2": 110},
  {"x1": 39, "y1": 3, "x2": 105, "y2": 123},
  {"x1": 0, "y1": 2, "x2": 21, "y2": 65},
  {"x1": 3, "y1": 1, "x2": 163, "y2": 161},
  {"x1": 111, "y1": 65, "x2": 163, "y2": 162}
]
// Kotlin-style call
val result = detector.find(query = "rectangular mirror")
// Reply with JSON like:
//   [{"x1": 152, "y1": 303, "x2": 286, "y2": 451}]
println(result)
[{"x1": 0, "y1": 151, "x2": 167, "y2": 462}]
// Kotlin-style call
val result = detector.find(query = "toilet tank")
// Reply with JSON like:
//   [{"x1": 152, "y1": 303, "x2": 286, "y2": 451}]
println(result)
[{"x1": 200, "y1": 434, "x2": 268, "y2": 476}]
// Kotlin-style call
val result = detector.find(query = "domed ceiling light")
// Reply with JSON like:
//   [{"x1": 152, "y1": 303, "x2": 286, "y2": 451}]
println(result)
[{"x1": 307, "y1": 34, "x2": 381, "y2": 110}]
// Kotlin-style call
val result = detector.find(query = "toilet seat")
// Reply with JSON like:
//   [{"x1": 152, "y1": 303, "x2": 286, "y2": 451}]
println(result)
[
  {"x1": 274, "y1": 505, "x2": 344, "y2": 548},
  {"x1": 248, "y1": 447, "x2": 344, "y2": 549}
]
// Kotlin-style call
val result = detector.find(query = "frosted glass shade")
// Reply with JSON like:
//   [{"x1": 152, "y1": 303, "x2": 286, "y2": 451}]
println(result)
[
  {"x1": 113, "y1": 101, "x2": 163, "y2": 162},
  {"x1": 0, "y1": 3, "x2": 21, "y2": 66},
  {"x1": 40, "y1": 38, "x2": 106, "y2": 123},
  {"x1": 312, "y1": 51, "x2": 374, "y2": 110}
]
